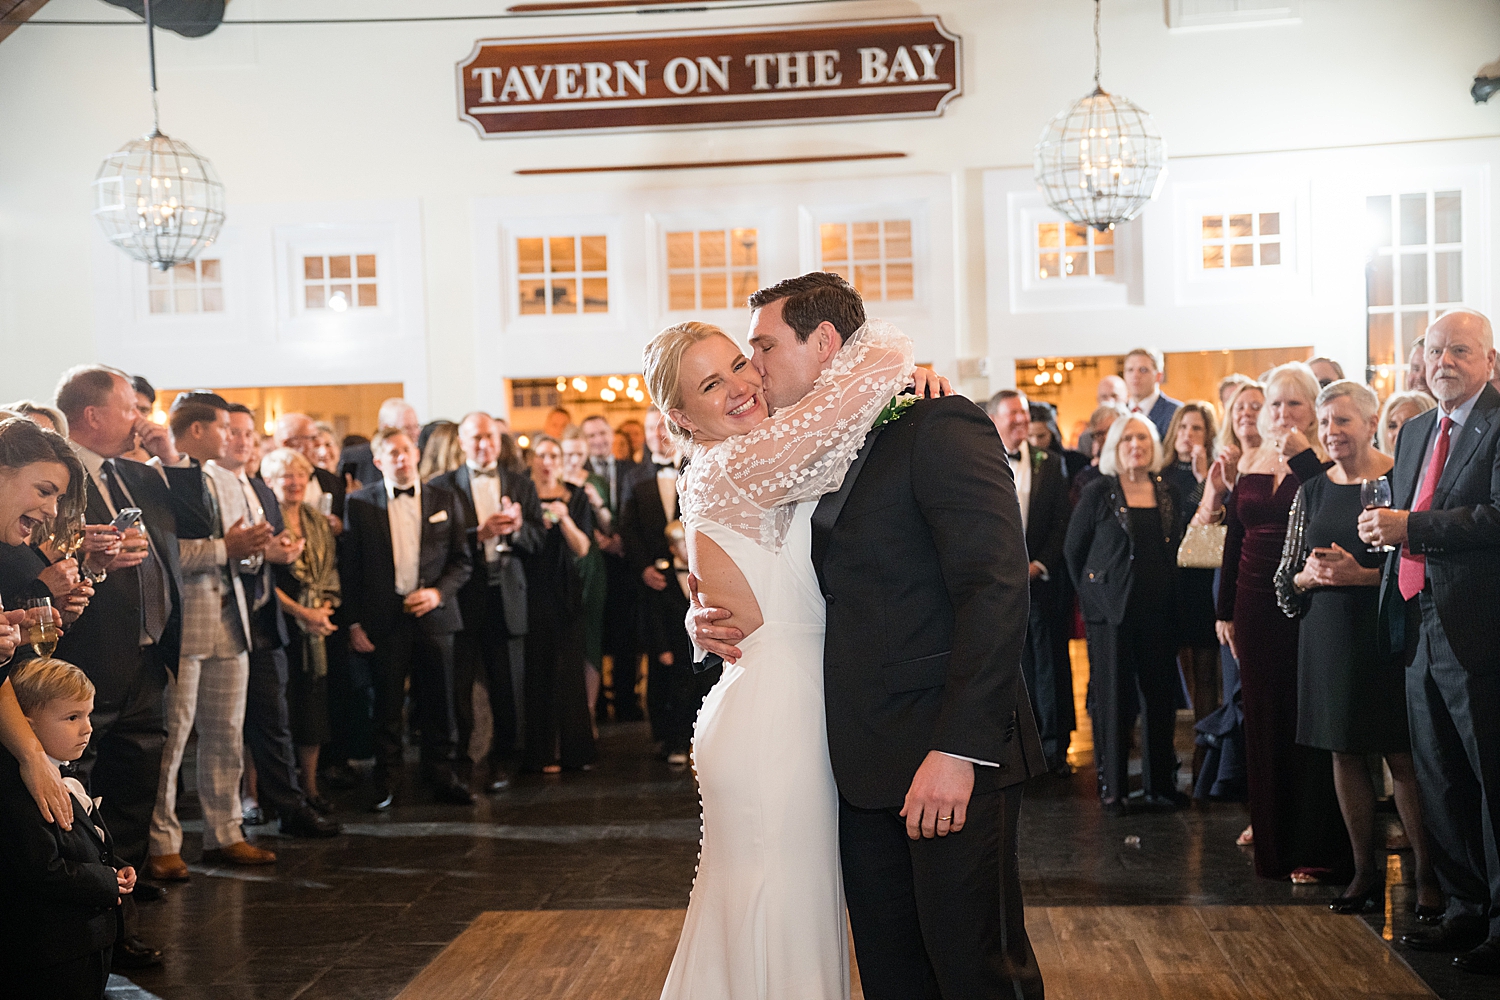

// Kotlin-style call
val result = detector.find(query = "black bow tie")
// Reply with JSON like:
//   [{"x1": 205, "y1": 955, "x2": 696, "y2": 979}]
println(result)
[
  {"x1": 470, "y1": 467, "x2": 498, "y2": 478},
  {"x1": 58, "y1": 762, "x2": 79, "y2": 779},
  {"x1": 393, "y1": 486, "x2": 416, "y2": 499},
  {"x1": 1007, "y1": 450, "x2": 1022, "y2": 462}
]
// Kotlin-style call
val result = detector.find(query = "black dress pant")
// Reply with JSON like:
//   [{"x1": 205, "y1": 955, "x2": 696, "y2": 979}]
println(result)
[
  {"x1": 1409, "y1": 593, "x2": 1500, "y2": 937},
  {"x1": 1087, "y1": 617, "x2": 1178, "y2": 801},
  {"x1": 640, "y1": 586, "x2": 703, "y2": 753},
  {"x1": 454, "y1": 587, "x2": 519, "y2": 770},
  {"x1": 1021, "y1": 580, "x2": 1074, "y2": 770},
  {"x1": 8, "y1": 947, "x2": 112, "y2": 1000},
  {"x1": 243, "y1": 645, "x2": 304, "y2": 816},
  {"x1": 840, "y1": 785, "x2": 1042, "y2": 1000},
  {"x1": 369, "y1": 616, "x2": 460, "y2": 783},
  {"x1": 602, "y1": 552, "x2": 643, "y2": 720}
]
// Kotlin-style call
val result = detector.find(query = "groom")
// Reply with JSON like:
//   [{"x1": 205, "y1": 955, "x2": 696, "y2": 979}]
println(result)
[{"x1": 691, "y1": 272, "x2": 1046, "y2": 999}]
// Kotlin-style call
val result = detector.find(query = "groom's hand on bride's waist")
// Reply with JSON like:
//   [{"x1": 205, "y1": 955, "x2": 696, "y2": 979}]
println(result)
[
  {"x1": 901, "y1": 751, "x2": 975, "y2": 840},
  {"x1": 687, "y1": 573, "x2": 743, "y2": 665}
]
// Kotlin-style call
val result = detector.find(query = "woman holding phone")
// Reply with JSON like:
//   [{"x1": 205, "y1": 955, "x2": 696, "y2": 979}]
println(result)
[{"x1": 1274, "y1": 380, "x2": 1441, "y2": 916}]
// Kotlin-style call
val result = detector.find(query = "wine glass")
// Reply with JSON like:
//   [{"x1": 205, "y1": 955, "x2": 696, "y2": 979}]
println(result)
[
  {"x1": 25, "y1": 598, "x2": 59, "y2": 658},
  {"x1": 1361, "y1": 477, "x2": 1396, "y2": 553}
]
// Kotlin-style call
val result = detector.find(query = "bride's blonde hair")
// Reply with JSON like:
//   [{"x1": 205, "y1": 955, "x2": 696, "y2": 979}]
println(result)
[{"x1": 643, "y1": 321, "x2": 733, "y2": 441}]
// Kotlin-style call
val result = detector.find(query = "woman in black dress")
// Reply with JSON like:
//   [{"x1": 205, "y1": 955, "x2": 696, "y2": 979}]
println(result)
[
  {"x1": 1065, "y1": 413, "x2": 1186, "y2": 812},
  {"x1": 1275, "y1": 381, "x2": 1441, "y2": 914},
  {"x1": 524, "y1": 435, "x2": 598, "y2": 773},
  {"x1": 1160, "y1": 401, "x2": 1221, "y2": 770}
]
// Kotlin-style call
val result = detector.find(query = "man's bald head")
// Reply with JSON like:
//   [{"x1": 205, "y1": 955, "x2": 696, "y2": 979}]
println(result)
[
  {"x1": 274, "y1": 413, "x2": 322, "y2": 463},
  {"x1": 1425, "y1": 308, "x2": 1496, "y2": 406},
  {"x1": 378, "y1": 398, "x2": 420, "y2": 439},
  {"x1": 457, "y1": 411, "x2": 500, "y2": 469}
]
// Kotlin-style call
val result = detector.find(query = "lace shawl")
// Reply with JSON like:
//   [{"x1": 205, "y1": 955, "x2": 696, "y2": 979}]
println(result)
[{"x1": 678, "y1": 318, "x2": 915, "y2": 551}]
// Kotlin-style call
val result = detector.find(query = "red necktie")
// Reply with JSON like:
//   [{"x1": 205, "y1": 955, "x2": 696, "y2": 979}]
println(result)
[{"x1": 1398, "y1": 416, "x2": 1454, "y2": 600}]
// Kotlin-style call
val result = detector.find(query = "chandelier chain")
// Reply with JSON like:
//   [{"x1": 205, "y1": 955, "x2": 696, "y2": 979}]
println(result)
[
  {"x1": 1093, "y1": 0, "x2": 1102, "y2": 91},
  {"x1": 145, "y1": 0, "x2": 159, "y2": 134}
]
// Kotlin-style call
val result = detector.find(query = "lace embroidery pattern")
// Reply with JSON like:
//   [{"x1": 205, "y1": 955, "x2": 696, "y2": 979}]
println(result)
[{"x1": 678, "y1": 318, "x2": 915, "y2": 551}]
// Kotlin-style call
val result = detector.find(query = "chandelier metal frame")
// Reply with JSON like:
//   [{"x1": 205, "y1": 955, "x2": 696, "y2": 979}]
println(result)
[
  {"x1": 92, "y1": 0, "x2": 225, "y2": 271},
  {"x1": 1034, "y1": 0, "x2": 1167, "y2": 233}
]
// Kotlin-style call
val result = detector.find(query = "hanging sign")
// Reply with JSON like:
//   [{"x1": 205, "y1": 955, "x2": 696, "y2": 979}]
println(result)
[{"x1": 456, "y1": 17, "x2": 961, "y2": 138}]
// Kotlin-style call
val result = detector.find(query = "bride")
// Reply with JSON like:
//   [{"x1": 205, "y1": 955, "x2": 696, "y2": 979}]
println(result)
[{"x1": 642, "y1": 317, "x2": 914, "y2": 999}]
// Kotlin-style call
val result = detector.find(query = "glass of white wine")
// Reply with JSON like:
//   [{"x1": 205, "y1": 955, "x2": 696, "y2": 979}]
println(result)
[
  {"x1": 25, "y1": 597, "x2": 58, "y2": 658},
  {"x1": 1360, "y1": 477, "x2": 1397, "y2": 554}
]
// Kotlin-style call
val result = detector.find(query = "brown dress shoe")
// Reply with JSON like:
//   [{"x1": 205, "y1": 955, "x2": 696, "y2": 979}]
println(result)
[
  {"x1": 146, "y1": 854, "x2": 190, "y2": 882},
  {"x1": 201, "y1": 841, "x2": 277, "y2": 866}
]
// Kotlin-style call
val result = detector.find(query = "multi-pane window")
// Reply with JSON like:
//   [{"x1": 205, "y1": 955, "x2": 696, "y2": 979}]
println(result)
[
  {"x1": 304, "y1": 254, "x2": 377, "y2": 311},
  {"x1": 517, "y1": 235, "x2": 608, "y2": 316},
  {"x1": 148, "y1": 258, "x2": 223, "y2": 314},
  {"x1": 1200, "y1": 213, "x2": 1281, "y2": 270},
  {"x1": 1036, "y1": 222, "x2": 1114, "y2": 280},
  {"x1": 819, "y1": 220, "x2": 914, "y2": 302},
  {"x1": 666, "y1": 228, "x2": 758, "y2": 311},
  {"x1": 1365, "y1": 191, "x2": 1463, "y2": 390}
]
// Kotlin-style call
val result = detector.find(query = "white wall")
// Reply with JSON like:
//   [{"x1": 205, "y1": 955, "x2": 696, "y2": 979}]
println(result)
[{"x1": 2, "y1": 0, "x2": 1498, "y2": 416}]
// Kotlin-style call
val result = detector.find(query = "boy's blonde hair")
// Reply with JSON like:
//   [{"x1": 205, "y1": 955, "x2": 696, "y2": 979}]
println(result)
[{"x1": 11, "y1": 658, "x2": 94, "y2": 715}]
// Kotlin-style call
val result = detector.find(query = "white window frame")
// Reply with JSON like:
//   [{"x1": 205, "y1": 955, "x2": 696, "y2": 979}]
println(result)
[
  {"x1": 514, "y1": 233, "x2": 611, "y2": 318},
  {"x1": 662, "y1": 226, "x2": 762, "y2": 314},
  {"x1": 300, "y1": 252, "x2": 381, "y2": 312},
  {"x1": 1007, "y1": 194, "x2": 1143, "y2": 313},
  {"x1": 813, "y1": 216, "x2": 917, "y2": 305},
  {"x1": 145, "y1": 257, "x2": 225, "y2": 316},
  {"x1": 1171, "y1": 181, "x2": 1309, "y2": 305},
  {"x1": 1364, "y1": 188, "x2": 1468, "y2": 391},
  {"x1": 1031, "y1": 219, "x2": 1120, "y2": 284},
  {"x1": 1167, "y1": 0, "x2": 1300, "y2": 31},
  {"x1": 502, "y1": 215, "x2": 623, "y2": 335},
  {"x1": 798, "y1": 201, "x2": 927, "y2": 314},
  {"x1": 1197, "y1": 210, "x2": 1285, "y2": 271}
]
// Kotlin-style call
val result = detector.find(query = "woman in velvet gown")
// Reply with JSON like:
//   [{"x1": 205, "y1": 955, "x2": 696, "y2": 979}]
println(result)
[{"x1": 1211, "y1": 364, "x2": 1352, "y2": 882}]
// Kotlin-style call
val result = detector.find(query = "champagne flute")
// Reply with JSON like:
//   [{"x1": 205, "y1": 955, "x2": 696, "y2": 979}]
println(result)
[
  {"x1": 1361, "y1": 477, "x2": 1396, "y2": 553},
  {"x1": 25, "y1": 598, "x2": 59, "y2": 658}
]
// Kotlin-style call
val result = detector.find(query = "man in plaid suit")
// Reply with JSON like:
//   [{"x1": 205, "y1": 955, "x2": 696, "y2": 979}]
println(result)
[{"x1": 147, "y1": 393, "x2": 279, "y2": 881}]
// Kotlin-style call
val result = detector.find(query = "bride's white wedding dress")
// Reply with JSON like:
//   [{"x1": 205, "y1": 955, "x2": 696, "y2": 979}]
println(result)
[{"x1": 659, "y1": 321, "x2": 913, "y2": 1000}]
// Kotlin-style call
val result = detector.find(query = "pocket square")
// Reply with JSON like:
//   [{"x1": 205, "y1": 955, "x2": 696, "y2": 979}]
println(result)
[{"x1": 428, "y1": 510, "x2": 448, "y2": 523}]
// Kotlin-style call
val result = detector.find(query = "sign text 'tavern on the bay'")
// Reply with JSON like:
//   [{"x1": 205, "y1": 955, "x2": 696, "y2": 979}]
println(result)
[{"x1": 456, "y1": 18, "x2": 961, "y2": 138}]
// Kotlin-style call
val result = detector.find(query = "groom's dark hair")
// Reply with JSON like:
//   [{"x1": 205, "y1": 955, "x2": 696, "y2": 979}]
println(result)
[{"x1": 747, "y1": 272, "x2": 866, "y2": 344}]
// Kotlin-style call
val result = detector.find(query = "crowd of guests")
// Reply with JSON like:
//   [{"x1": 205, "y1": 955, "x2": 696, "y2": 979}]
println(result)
[
  {"x1": 0, "y1": 373, "x2": 716, "y2": 995},
  {"x1": 1001, "y1": 319, "x2": 1500, "y2": 975},
  {"x1": 1, "y1": 318, "x2": 1498, "y2": 994}
]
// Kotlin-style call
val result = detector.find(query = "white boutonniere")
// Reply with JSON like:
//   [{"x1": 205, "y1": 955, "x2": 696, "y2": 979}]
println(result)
[{"x1": 873, "y1": 393, "x2": 920, "y2": 430}]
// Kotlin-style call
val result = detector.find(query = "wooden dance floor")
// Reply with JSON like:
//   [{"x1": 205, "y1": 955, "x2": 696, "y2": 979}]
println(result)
[{"x1": 396, "y1": 905, "x2": 1434, "y2": 1000}]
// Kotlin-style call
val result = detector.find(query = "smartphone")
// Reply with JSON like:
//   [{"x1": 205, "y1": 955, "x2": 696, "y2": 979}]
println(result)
[
  {"x1": 111, "y1": 508, "x2": 143, "y2": 532},
  {"x1": 1312, "y1": 548, "x2": 1338, "y2": 561},
  {"x1": 340, "y1": 462, "x2": 361, "y2": 485}
]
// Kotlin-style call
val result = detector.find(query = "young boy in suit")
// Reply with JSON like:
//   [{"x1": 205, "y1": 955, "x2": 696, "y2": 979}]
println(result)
[{"x1": 0, "y1": 658, "x2": 136, "y2": 999}]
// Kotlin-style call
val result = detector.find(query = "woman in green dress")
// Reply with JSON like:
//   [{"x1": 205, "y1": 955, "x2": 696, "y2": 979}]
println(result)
[{"x1": 562, "y1": 428, "x2": 611, "y2": 732}]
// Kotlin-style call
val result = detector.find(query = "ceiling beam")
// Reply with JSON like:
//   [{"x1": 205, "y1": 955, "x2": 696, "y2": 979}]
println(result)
[{"x1": 0, "y1": 0, "x2": 50, "y2": 45}]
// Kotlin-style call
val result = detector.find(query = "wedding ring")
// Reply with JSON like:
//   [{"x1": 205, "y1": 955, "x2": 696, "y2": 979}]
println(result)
[{"x1": 937, "y1": 815, "x2": 952, "y2": 822}]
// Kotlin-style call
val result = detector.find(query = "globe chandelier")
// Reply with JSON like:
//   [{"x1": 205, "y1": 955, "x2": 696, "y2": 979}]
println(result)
[
  {"x1": 92, "y1": 0, "x2": 225, "y2": 271},
  {"x1": 1034, "y1": 0, "x2": 1167, "y2": 232}
]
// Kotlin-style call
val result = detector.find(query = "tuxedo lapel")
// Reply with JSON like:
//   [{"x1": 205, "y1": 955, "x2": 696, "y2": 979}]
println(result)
[{"x1": 812, "y1": 424, "x2": 886, "y2": 574}]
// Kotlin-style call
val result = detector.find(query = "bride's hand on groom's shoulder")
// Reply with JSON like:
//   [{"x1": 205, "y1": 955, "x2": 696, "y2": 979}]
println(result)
[
  {"x1": 686, "y1": 573, "x2": 743, "y2": 665},
  {"x1": 909, "y1": 367, "x2": 954, "y2": 399}
]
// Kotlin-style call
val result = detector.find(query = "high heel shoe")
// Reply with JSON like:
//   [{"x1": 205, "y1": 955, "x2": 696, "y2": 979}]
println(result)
[{"x1": 1329, "y1": 881, "x2": 1384, "y2": 914}]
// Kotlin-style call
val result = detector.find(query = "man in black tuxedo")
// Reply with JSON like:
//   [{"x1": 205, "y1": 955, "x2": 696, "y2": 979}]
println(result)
[
  {"x1": 581, "y1": 415, "x2": 644, "y2": 722},
  {"x1": 1361, "y1": 308, "x2": 1500, "y2": 974},
  {"x1": 694, "y1": 273, "x2": 1045, "y2": 999},
  {"x1": 429, "y1": 412, "x2": 545, "y2": 792},
  {"x1": 338, "y1": 397, "x2": 420, "y2": 491},
  {"x1": 220, "y1": 404, "x2": 338, "y2": 838},
  {"x1": 51, "y1": 364, "x2": 211, "y2": 970},
  {"x1": 619, "y1": 409, "x2": 709, "y2": 764},
  {"x1": 343, "y1": 428, "x2": 472, "y2": 810},
  {"x1": 989, "y1": 389, "x2": 1075, "y2": 775}
]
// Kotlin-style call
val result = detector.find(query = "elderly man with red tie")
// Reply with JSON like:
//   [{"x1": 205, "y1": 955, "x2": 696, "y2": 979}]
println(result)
[{"x1": 1361, "y1": 308, "x2": 1500, "y2": 976}]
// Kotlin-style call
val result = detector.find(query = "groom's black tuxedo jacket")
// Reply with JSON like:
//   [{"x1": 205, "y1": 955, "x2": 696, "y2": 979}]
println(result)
[{"x1": 813, "y1": 395, "x2": 1046, "y2": 810}]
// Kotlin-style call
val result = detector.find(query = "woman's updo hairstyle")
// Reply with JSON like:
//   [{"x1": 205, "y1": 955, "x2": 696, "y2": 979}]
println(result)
[
  {"x1": 0, "y1": 416, "x2": 87, "y2": 545},
  {"x1": 643, "y1": 321, "x2": 733, "y2": 441}
]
